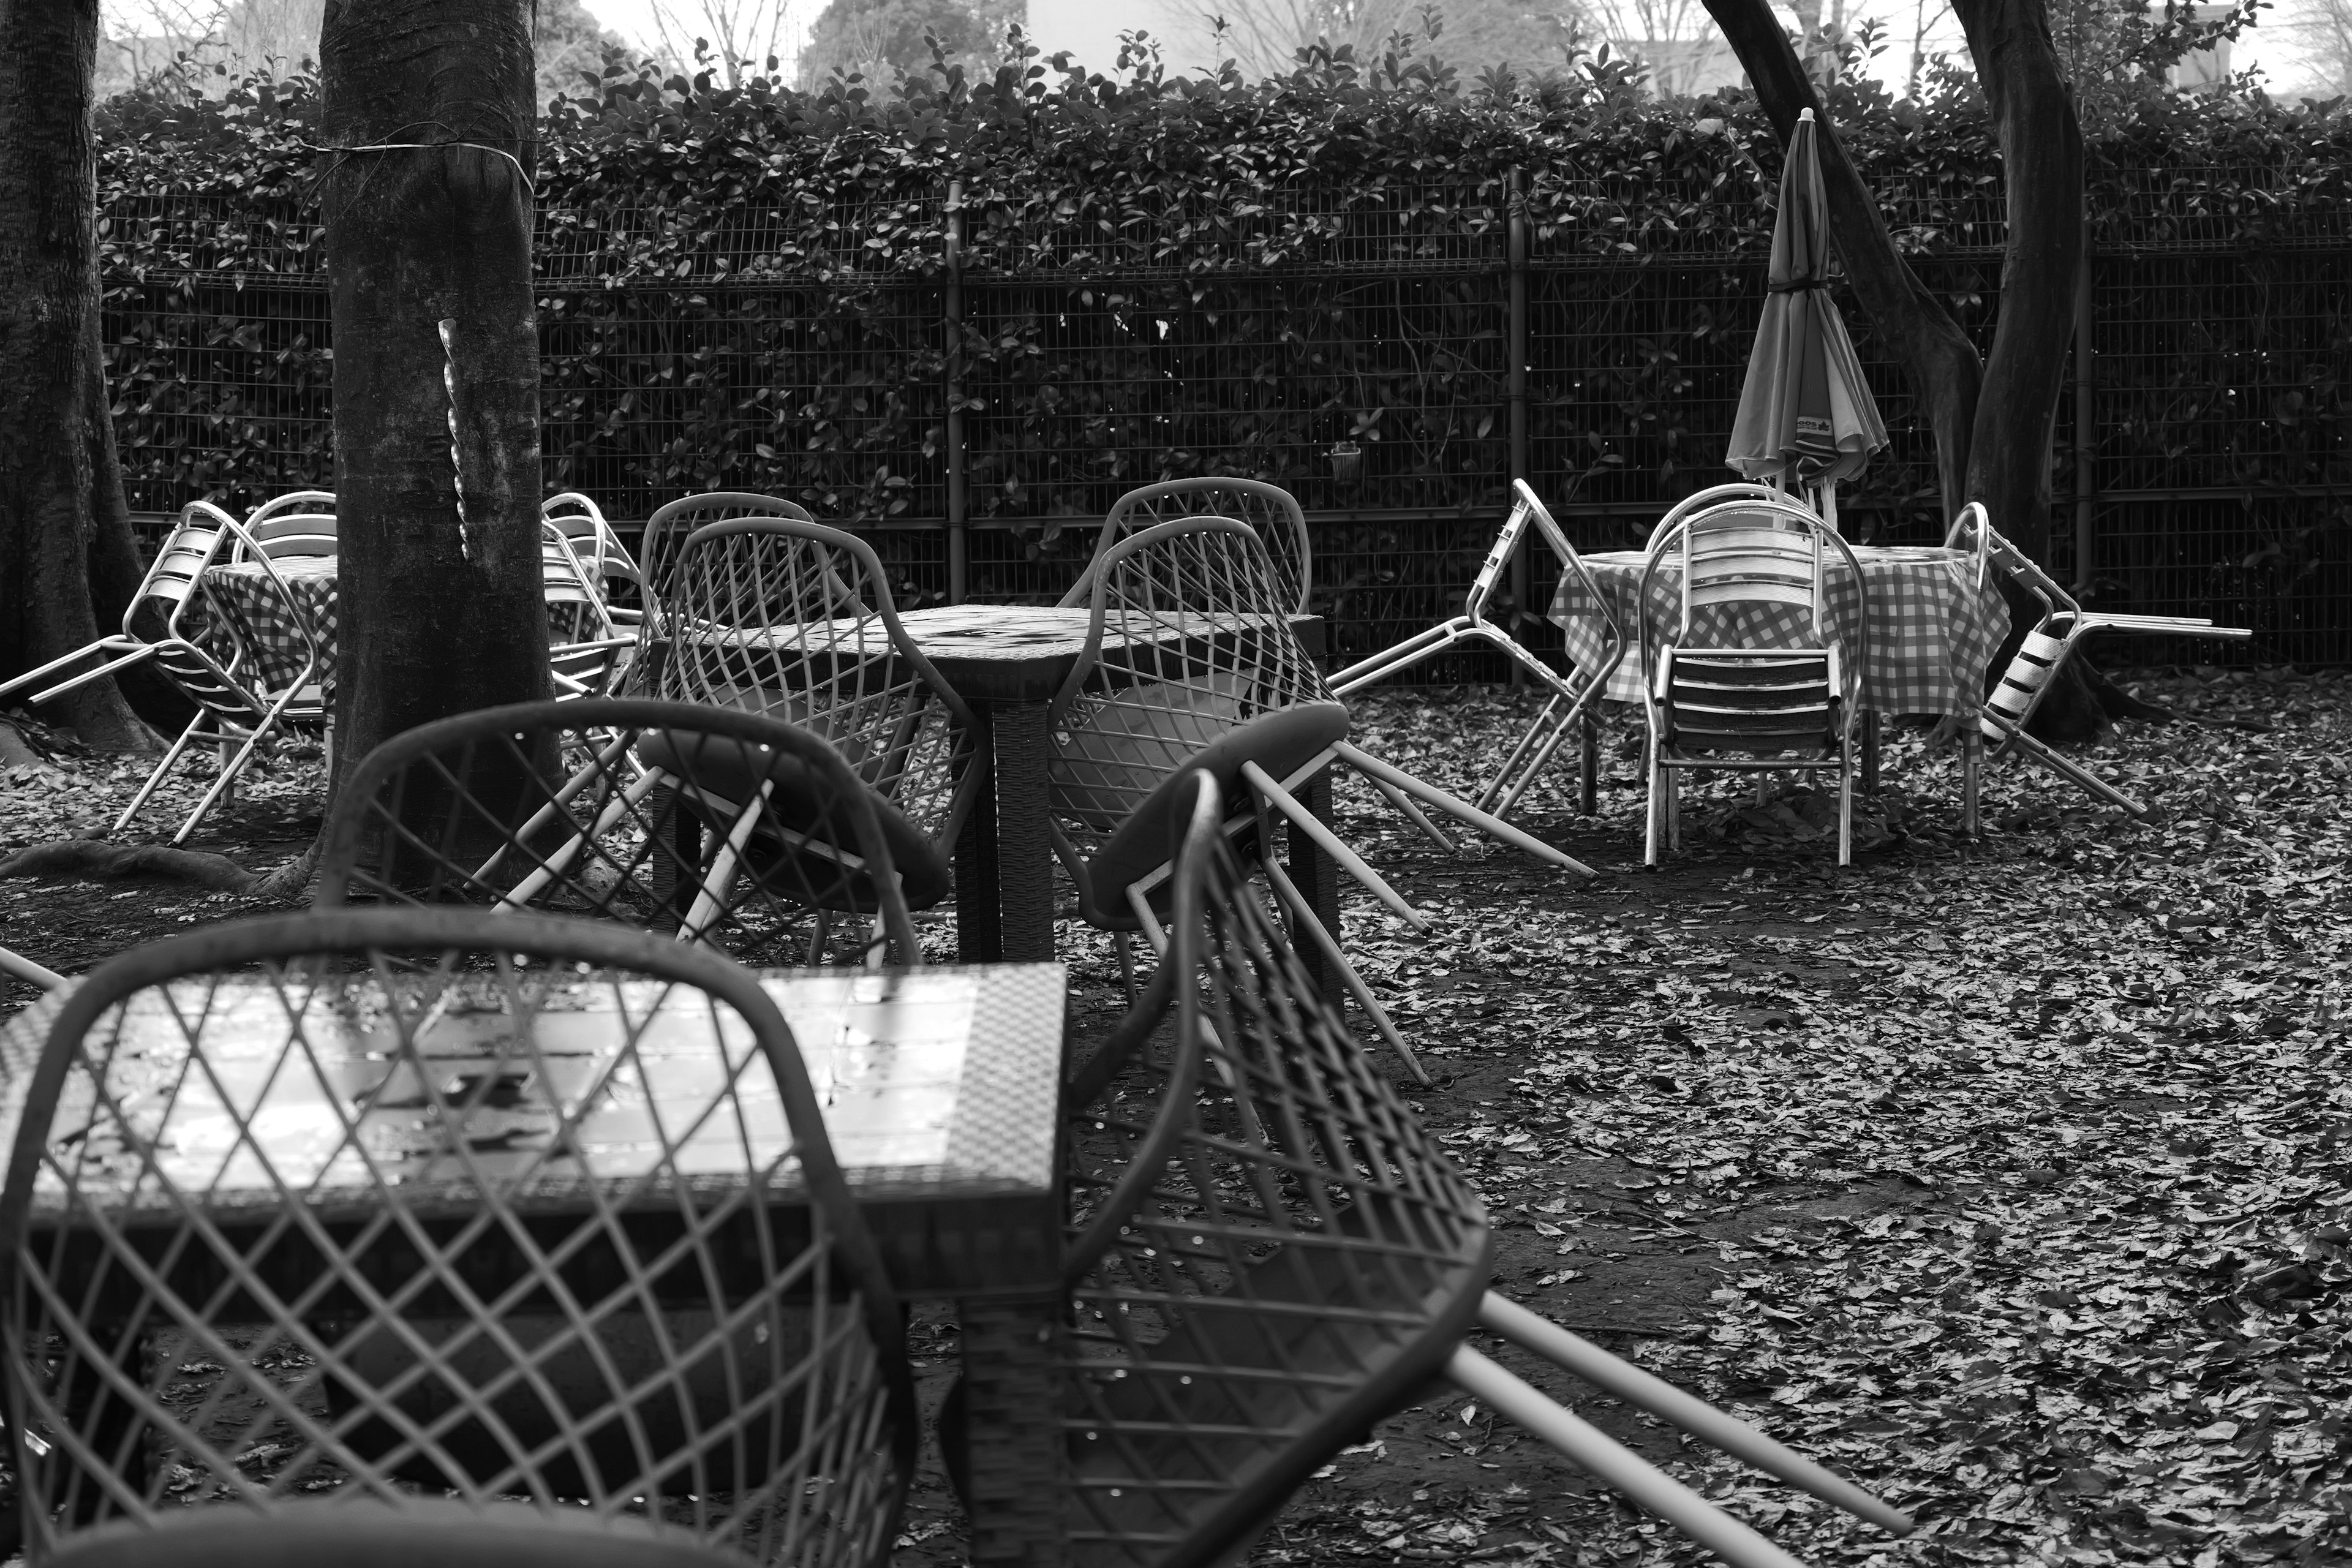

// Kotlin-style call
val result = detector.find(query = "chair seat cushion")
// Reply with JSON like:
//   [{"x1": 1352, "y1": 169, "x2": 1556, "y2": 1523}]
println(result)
[
  {"x1": 1079, "y1": 701, "x2": 1350, "y2": 913},
  {"x1": 636, "y1": 726, "x2": 951, "y2": 910}
]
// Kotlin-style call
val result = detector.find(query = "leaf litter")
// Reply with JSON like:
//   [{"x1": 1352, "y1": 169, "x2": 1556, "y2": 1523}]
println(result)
[{"x1": 8, "y1": 670, "x2": 2350, "y2": 1567}]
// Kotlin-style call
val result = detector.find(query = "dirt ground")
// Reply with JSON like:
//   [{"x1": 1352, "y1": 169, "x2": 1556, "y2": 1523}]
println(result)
[{"x1": 4, "y1": 668, "x2": 2346, "y2": 1567}]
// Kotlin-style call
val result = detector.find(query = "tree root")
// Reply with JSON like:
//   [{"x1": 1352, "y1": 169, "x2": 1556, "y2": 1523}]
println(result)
[
  {"x1": 2082, "y1": 660, "x2": 2171, "y2": 723},
  {"x1": 0, "y1": 839, "x2": 264, "y2": 894},
  {"x1": 0, "y1": 720, "x2": 55, "y2": 775}
]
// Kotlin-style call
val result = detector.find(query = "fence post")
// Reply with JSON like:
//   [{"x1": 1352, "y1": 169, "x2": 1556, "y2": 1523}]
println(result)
[
  {"x1": 1506, "y1": 169, "x2": 1529, "y2": 685},
  {"x1": 945, "y1": 179, "x2": 968, "y2": 605},
  {"x1": 2071, "y1": 224, "x2": 2096, "y2": 594}
]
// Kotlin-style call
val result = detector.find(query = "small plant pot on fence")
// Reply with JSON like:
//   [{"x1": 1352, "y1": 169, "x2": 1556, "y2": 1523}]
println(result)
[{"x1": 1328, "y1": 442, "x2": 1363, "y2": 487}]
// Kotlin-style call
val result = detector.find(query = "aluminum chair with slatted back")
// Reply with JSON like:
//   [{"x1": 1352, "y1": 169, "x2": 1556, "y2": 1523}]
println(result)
[
  {"x1": 316, "y1": 698, "x2": 930, "y2": 969},
  {"x1": 539, "y1": 524, "x2": 635, "y2": 698},
  {"x1": 636, "y1": 492, "x2": 816, "y2": 625},
  {"x1": 1642, "y1": 482, "x2": 1789, "y2": 549},
  {"x1": 1050, "y1": 517, "x2": 1583, "y2": 1080},
  {"x1": 1091, "y1": 477, "x2": 1313, "y2": 616},
  {"x1": 0, "y1": 502, "x2": 235, "y2": 714},
  {"x1": 1016, "y1": 775, "x2": 1911, "y2": 1568},
  {"x1": 0, "y1": 908, "x2": 915, "y2": 1567},
  {"x1": 545, "y1": 492, "x2": 644, "y2": 627},
  {"x1": 38, "y1": 1501, "x2": 756, "y2": 1568},
  {"x1": 235, "y1": 491, "x2": 339, "y2": 561},
  {"x1": 649, "y1": 519, "x2": 984, "y2": 880},
  {"x1": 101, "y1": 514, "x2": 328, "y2": 845},
  {"x1": 1947, "y1": 503, "x2": 2252, "y2": 818},
  {"x1": 1329, "y1": 480, "x2": 1626, "y2": 818},
  {"x1": 1642, "y1": 498, "x2": 1869, "y2": 865}
]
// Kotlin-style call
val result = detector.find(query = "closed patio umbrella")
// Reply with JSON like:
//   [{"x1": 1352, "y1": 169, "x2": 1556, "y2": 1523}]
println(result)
[{"x1": 1725, "y1": 108, "x2": 1888, "y2": 533}]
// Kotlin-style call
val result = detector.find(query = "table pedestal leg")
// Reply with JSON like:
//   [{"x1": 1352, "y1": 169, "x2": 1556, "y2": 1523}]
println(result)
[
  {"x1": 990, "y1": 701, "x2": 1057, "y2": 964},
  {"x1": 1579, "y1": 712, "x2": 1600, "y2": 816},
  {"x1": 1962, "y1": 725, "x2": 1981, "y2": 837},
  {"x1": 1862, "y1": 710, "x2": 1882, "y2": 794},
  {"x1": 1287, "y1": 771, "x2": 1342, "y2": 998},
  {"x1": 959, "y1": 1294, "x2": 1066, "y2": 1568},
  {"x1": 955, "y1": 707, "x2": 1003, "y2": 963}
]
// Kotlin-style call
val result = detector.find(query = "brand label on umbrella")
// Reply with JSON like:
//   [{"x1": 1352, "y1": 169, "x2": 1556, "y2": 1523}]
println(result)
[{"x1": 1795, "y1": 415, "x2": 1833, "y2": 439}]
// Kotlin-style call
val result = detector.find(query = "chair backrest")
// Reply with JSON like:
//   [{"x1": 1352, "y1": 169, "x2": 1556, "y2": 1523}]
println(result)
[
  {"x1": 0, "y1": 908, "x2": 913, "y2": 1564},
  {"x1": 1641, "y1": 498, "x2": 1869, "y2": 703},
  {"x1": 639, "y1": 492, "x2": 814, "y2": 613},
  {"x1": 1074, "y1": 477, "x2": 1313, "y2": 614},
  {"x1": 654, "y1": 519, "x2": 978, "y2": 850},
  {"x1": 1046, "y1": 516, "x2": 1332, "y2": 859},
  {"x1": 1489, "y1": 479, "x2": 1621, "y2": 653},
  {"x1": 544, "y1": 492, "x2": 643, "y2": 590},
  {"x1": 315, "y1": 698, "x2": 935, "y2": 962},
  {"x1": 161, "y1": 517, "x2": 316, "y2": 717},
  {"x1": 238, "y1": 492, "x2": 339, "y2": 561},
  {"x1": 1054, "y1": 774, "x2": 1488, "y2": 1561},
  {"x1": 1644, "y1": 482, "x2": 1785, "y2": 550},
  {"x1": 127, "y1": 502, "x2": 235, "y2": 641}
]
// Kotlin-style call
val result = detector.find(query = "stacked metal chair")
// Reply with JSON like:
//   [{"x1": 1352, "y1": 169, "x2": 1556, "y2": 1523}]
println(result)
[
  {"x1": 1050, "y1": 515, "x2": 1583, "y2": 1075},
  {"x1": 1009, "y1": 774, "x2": 1910, "y2": 1567},
  {"x1": 317, "y1": 697, "x2": 929, "y2": 969},
  {"x1": 1329, "y1": 479, "x2": 1626, "y2": 819},
  {"x1": 231, "y1": 490, "x2": 339, "y2": 560},
  {"x1": 1641, "y1": 498, "x2": 1869, "y2": 865},
  {"x1": 645, "y1": 519, "x2": 984, "y2": 907},
  {"x1": 1947, "y1": 502, "x2": 2252, "y2": 819},
  {"x1": 0, "y1": 908, "x2": 914, "y2": 1566},
  {"x1": 544, "y1": 491, "x2": 646, "y2": 627}
]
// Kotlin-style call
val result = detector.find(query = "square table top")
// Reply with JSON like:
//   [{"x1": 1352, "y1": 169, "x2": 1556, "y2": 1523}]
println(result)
[{"x1": 0, "y1": 962, "x2": 1067, "y2": 1298}]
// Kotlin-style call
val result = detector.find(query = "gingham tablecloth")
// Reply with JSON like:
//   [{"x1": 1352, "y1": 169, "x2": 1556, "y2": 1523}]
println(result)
[
  {"x1": 1550, "y1": 545, "x2": 2011, "y2": 716},
  {"x1": 200, "y1": 556, "x2": 336, "y2": 696}
]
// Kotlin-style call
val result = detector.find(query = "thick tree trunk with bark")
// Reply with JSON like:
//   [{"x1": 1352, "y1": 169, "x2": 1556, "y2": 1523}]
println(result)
[
  {"x1": 0, "y1": 0, "x2": 156, "y2": 751},
  {"x1": 319, "y1": 0, "x2": 548, "y2": 794}
]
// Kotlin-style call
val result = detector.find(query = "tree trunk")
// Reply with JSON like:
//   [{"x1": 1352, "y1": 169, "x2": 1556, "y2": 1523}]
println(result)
[
  {"x1": 1703, "y1": 0, "x2": 1984, "y2": 520},
  {"x1": 319, "y1": 0, "x2": 549, "y2": 794},
  {"x1": 0, "y1": 0, "x2": 157, "y2": 751},
  {"x1": 1949, "y1": 0, "x2": 2105, "y2": 738}
]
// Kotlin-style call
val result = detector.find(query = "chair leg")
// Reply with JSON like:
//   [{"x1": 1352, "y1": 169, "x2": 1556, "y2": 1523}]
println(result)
[
  {"x1": 1992, "y1": 720, "x2": 2147, "y2": 816},
  {"x1": 1838, "y1": 736, "x2": 1854, "y2": 867},
  {"x1": 1446, "y1": 1346, "x2": 1811, "y2": 1568},
  {"x1": 1259, "y1": 853, "x2": 1428, "y2": 1085},
  {"x1": 1239, "y1": 762, "x2": 1429, "y2": 932},
  {"x1": 1962, "y1": 727, "x2": 1981, "y2": 836},
  {"x1": 1474, "y1": 694, "x2": 1565, "y2": 813},
  {"x1": 1667, "y1": 767, "x2": 1682, "y2": 852},
  {"x1": 1329, "y1": 742, "x2": 1593, "y2": 876},
  {"x1": 1862, "y1": 710, "x2": 1882, "y2": 794},
  {"x1": 1579, "y1": 712, "x2": 1599, "y2": 816},
  {"x1": 1362, "y1": 766, "x2": 1458, "y2": 854},
  {"x1": 1643, "y1": 741, "x2": 1662, "y2": 866},
  {"x1": 114, "y1": 711, "x2": 211, "y2": 836}
]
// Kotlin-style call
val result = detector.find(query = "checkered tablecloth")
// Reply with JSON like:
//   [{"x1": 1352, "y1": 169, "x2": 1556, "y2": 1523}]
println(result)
[
  {"x1": 1550, "y1": 545, "x2": 2011, "y2": 716},
  {"x1": 200, "y1": 556, "x2": 336, "y2": 696}
]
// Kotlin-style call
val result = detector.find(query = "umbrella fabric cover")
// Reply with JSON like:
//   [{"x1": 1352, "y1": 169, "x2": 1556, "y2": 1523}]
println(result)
[{"x1": 1726, "y1": 109, "x2": 1888, "y2": 492}]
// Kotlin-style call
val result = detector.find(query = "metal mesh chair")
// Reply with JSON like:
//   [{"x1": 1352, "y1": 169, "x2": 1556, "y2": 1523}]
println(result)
[
  {"x1": 102, "y1": 513, "x2": 328, "y2": 846},
  {"x1": 39, "y1": 1501, "x2": 753, "y2": 1568},
  {"x1": 1949, "y1": 503, "x2": 2251, "y2": 819},
  {"x1": 1023, "y1": 776, "x2": 1910, "y2": 1568},
  {"x1": 317, "y1": 698, "x2": 930, "y2": 969},
  {"x1": 637, "y1": 492, "x2": 815, "y2": 619},
  {"x1": 1085, "y1": 478, "x2": 1313, "y2": 616},
  {"x1": 234, "y1": 492, "x2": 339, "y2": 562},
  {"x1": 1050, "y1": 518, "x2": 1583, "y2": 1072},
  {"x1": 648, "y1": 519, "x2": 982, "y2": 862},
  {"x1": 1640, "y1": 499, "x2": 1869, "y2": 866},
  {"x1": 1330, "y1": 480, "x2": 1625, "y2": 818},
  {"x1": 0, "y1": 502, "x2": 235, "y2": 715},
  {"x1": 545, "y1": 493, "x2": 643, "y2": 608},
  {"x1": 540, "y1": 526, "x2": 635, "y2": 698},
  {"x1": 1040, "y1": 774, "x2": 1489, "y2": 1564},
  {"x1": 0, "y1": 908, "x2": 914, "y2": 1566}
]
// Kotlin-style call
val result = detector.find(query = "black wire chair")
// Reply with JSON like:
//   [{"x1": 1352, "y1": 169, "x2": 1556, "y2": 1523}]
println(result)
[
  {"x1": 316, "y1": 698, "x2": 928, "y2": 969},
  {"x1": 647, "y1": 519, "x2": 983, "y2": 876},
  {"x1": 1000, "y1": 775, "x2": 1912, "y2": 1568},
  {"x1": 635, "y1": 492, "x2": 816, "y2": 620},
  {"x1": 1085, "y1": 478, "x2": 1314, "y2": 617},
  {"x1": 0, "y1": 908, "x2": 914, "y2": 1566}
]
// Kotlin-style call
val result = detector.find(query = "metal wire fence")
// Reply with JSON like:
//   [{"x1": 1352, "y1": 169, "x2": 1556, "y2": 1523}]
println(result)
[{"x1": 104, "y1": 169, "x2": 2352, "y2": 676}]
